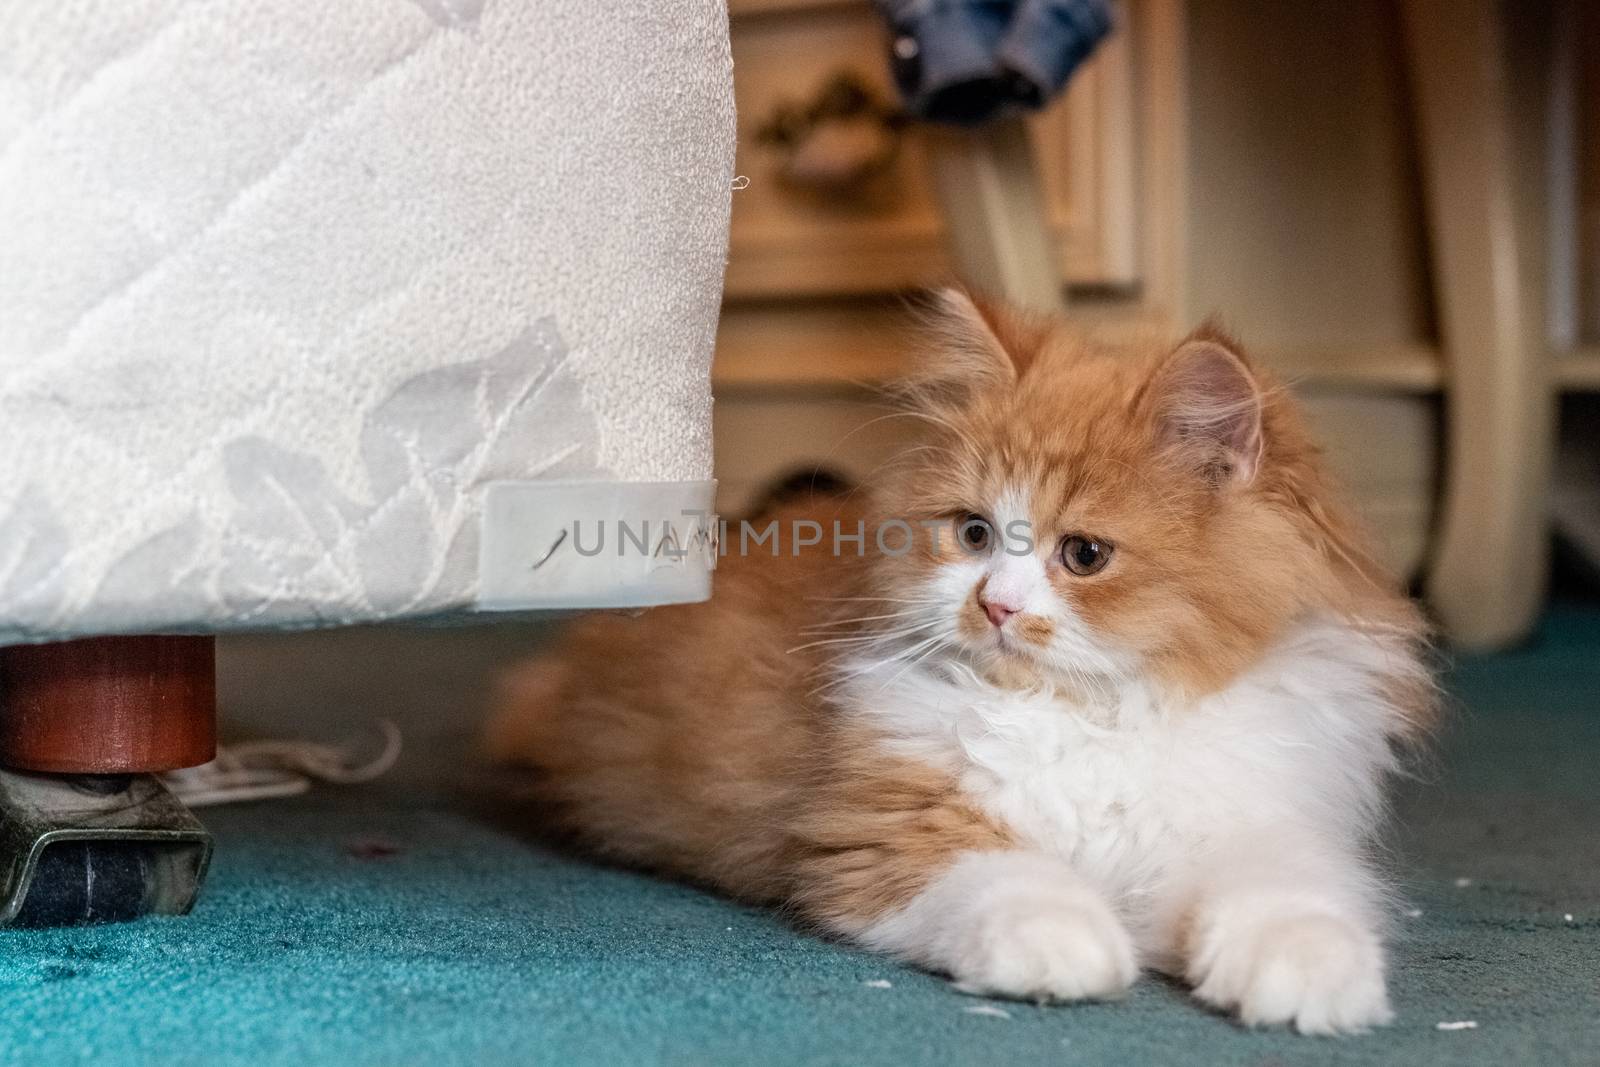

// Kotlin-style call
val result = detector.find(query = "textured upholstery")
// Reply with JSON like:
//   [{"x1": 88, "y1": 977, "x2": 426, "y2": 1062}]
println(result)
[{"x1": 0, "y1": 0, "x2": 734, "y2": 640}]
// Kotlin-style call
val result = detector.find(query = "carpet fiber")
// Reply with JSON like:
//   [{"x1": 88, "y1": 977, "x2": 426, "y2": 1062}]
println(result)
[{"x1": 2, "y1": 609, "x2": 1597, "y2": 1065}]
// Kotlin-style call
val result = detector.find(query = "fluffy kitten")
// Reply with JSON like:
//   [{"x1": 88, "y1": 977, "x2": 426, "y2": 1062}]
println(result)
[{"x1": 485, "y1": 290, "x2": 1434, "y2": 1034}]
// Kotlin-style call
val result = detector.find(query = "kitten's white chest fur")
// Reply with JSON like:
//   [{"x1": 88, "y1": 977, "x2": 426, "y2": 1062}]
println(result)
[
  {"x1": 840, "y1": 617, "x2": 1403, "y2": 931},
  {"x1": 840, "y1": 618, "x2": 1408, "y2": 1030}
]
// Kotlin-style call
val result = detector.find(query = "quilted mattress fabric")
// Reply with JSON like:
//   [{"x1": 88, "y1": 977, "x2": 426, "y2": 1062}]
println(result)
[{"x1": 0, "y1": 0, "x2": 733, "y2": 640}]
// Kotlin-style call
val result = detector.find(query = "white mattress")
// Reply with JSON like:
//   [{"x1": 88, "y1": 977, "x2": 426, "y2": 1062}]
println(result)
[{"x1": 0, "y1": 0, "x2": 733, "y2": 641}]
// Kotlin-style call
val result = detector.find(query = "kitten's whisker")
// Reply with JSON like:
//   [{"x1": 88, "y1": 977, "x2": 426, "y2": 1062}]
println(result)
[
  {"x1": 789, "y1": 633, "x2": 930, "y2": 656},
  {"x1": 812, "y1": 632, "x2": 937, "y2": 688},
  {"x1": 807, "y1": 595, "x2": 944, "y2": 606},
  {"x1": 873, "y1": 407, "x2": 985, "y2": 458},
  {"x1": 801, "y1": 610, "x2": 922, "y2": 630},
  {"x1": 879, "y1": 634, "x2": 951, "y2": 691},
  {"x1": 856, "y1": 444, "x2": 950, "y2": 485},
  {"x1": 787, "y1": 619, "x2": 945, "y2": 655}
]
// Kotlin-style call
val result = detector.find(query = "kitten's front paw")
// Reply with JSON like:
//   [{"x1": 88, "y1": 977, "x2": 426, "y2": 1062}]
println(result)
[
  {"x1": 947, "y1": 893, "x2": 1138, "y2": 1003},
  {"x1": 856, "y1": 852, "x2": 1137, "y2": 1004},
  {"x1": 1188, "y1": 911, "x2": 1391, "y2": 1035}
]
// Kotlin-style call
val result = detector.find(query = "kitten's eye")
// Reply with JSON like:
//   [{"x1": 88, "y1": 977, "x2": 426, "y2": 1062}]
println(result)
[
  {"x1": 1060, "y1": 535, "x2": 1112, "y2": 575},
  {"x1": 956, "y1": 513, "x2": 993, "y2": 553}
]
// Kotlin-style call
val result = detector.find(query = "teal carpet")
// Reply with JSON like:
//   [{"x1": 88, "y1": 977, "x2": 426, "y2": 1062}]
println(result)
[{"x1": 2, "y1": 609, "x2": 1597, "y2": 1066}]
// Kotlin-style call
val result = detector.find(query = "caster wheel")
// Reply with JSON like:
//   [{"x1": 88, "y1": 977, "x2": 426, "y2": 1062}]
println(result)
[{"x1": 0, "y1": 771, "x2": 211, "y2": 927}]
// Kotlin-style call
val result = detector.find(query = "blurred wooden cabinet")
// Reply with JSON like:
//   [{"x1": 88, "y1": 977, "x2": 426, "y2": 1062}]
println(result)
[
  {"x1": 713, "y1": 0, "x2": 1439, "y2": 582},
  {"x1": 725, "y1": 0, "x2": 1139, "y2": 298},
  {"x1": 718, "y1": 0, "x2": 1185, "y2": 394}
]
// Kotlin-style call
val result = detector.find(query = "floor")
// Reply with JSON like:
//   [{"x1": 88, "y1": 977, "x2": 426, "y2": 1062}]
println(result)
[{"x1": 1, "y1": 608, "x2": 1597, "y2": 1066}]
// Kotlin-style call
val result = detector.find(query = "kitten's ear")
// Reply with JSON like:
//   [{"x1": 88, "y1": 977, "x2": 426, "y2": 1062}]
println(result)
[
  {"x1": 1150, "y1": 329, "x2": 1264, "y2": 486},
  {"x1": 909, "y1": 288, "x2": 1039, "y2": 403}
]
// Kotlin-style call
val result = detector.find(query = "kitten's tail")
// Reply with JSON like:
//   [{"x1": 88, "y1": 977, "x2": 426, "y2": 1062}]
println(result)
[{"x1": 481, "y1": 656, "x2": 570, "y2": 768}]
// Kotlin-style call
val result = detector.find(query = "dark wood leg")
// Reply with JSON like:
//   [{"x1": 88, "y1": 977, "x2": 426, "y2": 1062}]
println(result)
[
  {"x1": 0, "y1": 635, "x2": 216, "y2": 773},
  {"x1": 0, "y1": 636, "x2": 215, "y2": 926}
]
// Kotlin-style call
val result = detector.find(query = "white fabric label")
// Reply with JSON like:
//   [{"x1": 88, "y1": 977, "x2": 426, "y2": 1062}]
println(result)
[{"x1": 477, "y1": 480, "x2": 718, "y2": 610}]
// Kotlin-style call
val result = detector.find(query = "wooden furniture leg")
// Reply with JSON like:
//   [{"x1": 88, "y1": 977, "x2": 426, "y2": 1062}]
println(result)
[
  {"x1": 0, "y1": 636, "x2": 215, "y2": 925},
  {"x1": 0, "y1": 636, "x2": 216, "y2": 772},
  {"x1": 1402, "y1": 0, "x2": 1554, "y2": 649},
  {"x1": 924, "y1": 116, "x2": 1067, "y2": 313}
]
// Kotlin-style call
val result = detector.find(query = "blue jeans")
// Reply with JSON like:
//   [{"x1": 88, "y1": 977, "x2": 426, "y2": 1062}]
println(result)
[{"x1": 875, "y1": 0, "x2": 1114, "y2": 124}]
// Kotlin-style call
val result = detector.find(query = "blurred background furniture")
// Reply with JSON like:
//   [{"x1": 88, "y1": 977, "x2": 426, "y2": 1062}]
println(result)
[
  {"x1": 0, "y1": 4, "x2": 1597, "y2": 1053},
  {"x1": 1400, "y1": 0, "x2": 1557, "y2": 649},
  {"x1": 0, "y1": 0, "x2": 734, "y2": 923},
  {"x1": 716, "y1": 0, "x2": 1600, "y2": 650}
]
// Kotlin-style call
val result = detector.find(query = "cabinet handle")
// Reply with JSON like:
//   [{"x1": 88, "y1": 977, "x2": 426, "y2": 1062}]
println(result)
[{"x1": 754, "y1": 71, "x2": 907, "y2": 195}]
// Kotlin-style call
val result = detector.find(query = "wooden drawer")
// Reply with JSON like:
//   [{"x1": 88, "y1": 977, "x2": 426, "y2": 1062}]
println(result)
[{"x1": 726, "y1": 0, "x2": 1139, "y2": 298}]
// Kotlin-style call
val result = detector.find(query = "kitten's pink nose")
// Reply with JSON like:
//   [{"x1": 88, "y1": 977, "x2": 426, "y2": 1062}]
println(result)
[{"x1": 982, "y1": 600, "x2": 1016, "y2": 628}]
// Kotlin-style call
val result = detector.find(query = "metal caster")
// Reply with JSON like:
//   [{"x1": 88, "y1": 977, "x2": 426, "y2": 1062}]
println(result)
[
  {"x1": 0, "y1": 635, "x2": 217, "y2": 927},
  {"x1": 0, "y1": 769, "x2": 212, "y2": 927}
]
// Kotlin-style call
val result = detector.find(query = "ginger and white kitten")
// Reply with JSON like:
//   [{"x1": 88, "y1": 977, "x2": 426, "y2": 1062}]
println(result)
[{"x1": 486, "y1": 291, "x2": 1434, "y2": 1035}]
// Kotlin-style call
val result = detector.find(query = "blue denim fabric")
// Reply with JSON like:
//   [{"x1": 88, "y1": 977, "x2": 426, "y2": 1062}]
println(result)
[{"x1": 875, "y1": 0, "x2": 1114, "y2": 125}]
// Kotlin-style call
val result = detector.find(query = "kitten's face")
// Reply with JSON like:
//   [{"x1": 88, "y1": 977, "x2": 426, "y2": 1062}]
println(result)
[{"x1": 872, "y1": 293, "x2": 1327, "y2": 695}]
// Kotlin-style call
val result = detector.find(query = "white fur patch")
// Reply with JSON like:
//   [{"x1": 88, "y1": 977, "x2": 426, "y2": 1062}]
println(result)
[
  {"x1": 1187, "y1": 895, "x2": 1392, "y2": 1033},
  {"x1": 836, "y1": 616, "x2": 1412, "y2": 1031},
  {"x1": 859, "y1": 851, "x2": 1138, "y2": 1003}
]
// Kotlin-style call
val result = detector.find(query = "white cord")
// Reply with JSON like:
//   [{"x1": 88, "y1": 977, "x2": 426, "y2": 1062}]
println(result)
[{"x1": 162, "y1": 721, "x2": 403, "y2": 808}]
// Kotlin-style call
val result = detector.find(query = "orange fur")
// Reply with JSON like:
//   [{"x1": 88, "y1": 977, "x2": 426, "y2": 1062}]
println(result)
[{"x1": 484, "y1": 292, "x2": 1434, "y2": 942}]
